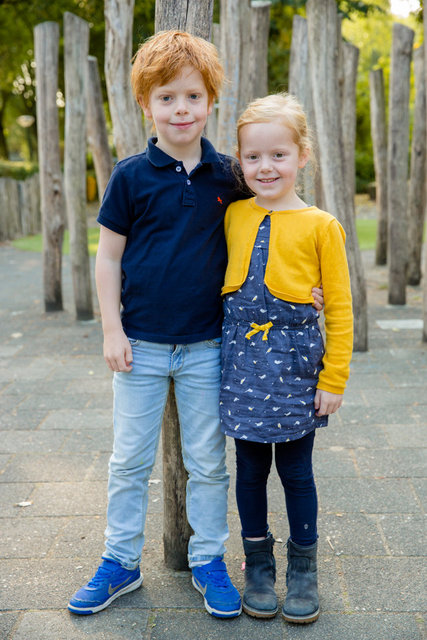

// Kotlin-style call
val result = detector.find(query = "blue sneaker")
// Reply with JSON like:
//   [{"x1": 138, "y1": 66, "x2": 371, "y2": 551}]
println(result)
[
  {"x1": 68, "y1": 558, "x2": 143, "y2": 615},
  {"x1": 192, "y1": 557, "x2": 242, "y2": 618}
]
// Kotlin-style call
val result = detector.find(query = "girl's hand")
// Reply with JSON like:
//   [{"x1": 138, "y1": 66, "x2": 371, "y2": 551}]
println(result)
[
  {"x1": 314, "y1": 389, "x2": 343, "y2": 416},
  {"x1": 312, "y1": 286, "x2": 324, "y2": 311},
  {"x1": 103, "y1": 329, "x2": 133, "y2": 373}
]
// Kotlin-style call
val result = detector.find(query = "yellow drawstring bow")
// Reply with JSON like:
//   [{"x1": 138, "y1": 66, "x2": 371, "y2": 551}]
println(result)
[{"x1": 245, "y1": 321, "x2": 273, "y2": 341}]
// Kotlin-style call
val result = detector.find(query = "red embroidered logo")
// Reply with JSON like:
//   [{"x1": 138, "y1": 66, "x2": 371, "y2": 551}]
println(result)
[{"x1": 217, "y1": 196, "x2": 223, "y2": 204}]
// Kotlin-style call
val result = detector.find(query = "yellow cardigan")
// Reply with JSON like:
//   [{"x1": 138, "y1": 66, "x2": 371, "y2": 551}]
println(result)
[{"x1": 222, "y1": 198, "x2": 353, "y2": 394}]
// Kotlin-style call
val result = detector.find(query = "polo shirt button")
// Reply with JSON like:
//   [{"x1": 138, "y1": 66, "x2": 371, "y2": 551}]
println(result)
[
  {"x1": 187, "y1": 179, "x2": 191, "y2": 185},
  {"x1": 176, "y1": 166, "x2": 182, "y2": 172}
]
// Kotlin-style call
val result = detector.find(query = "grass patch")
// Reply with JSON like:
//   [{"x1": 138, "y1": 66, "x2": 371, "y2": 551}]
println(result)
[
  {"x1": 12, "y1": 227, "x2": 100, "y2": 256},
  {"x1": 355, "y1": 218, "x2": 377, "y2": 251}
]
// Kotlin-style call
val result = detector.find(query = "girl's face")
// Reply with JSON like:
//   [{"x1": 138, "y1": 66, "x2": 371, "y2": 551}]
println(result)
[{"x1": 238, "y1": 120, "x2": 309, "y2": 210}]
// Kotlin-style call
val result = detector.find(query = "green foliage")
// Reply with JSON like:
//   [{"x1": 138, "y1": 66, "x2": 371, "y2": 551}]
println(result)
[
  {"x1": 12, "y1": 226, "x2": 100, "y2": 256},
  {"x1": 0, "y1": 159, "x2": 38, "y2": 179}
]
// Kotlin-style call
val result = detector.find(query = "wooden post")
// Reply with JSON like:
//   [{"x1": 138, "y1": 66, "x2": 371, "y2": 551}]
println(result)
[
  {"x1": 387, "y1": 23, "x2": 414, "y2": 305},
  {"x1": 340, "y1": 42, "x2": 359, "y2": 214},
  {"x1": 288, "y1": 15, "x2": 317, "y2": 206},
  {"x1": 64, "y1": 12, "x2": 94, "y2": 321},
  {"x1": 34, "y1": 22, "x2": 65, "y2": 312},
  {"x1": 206, "y1": 23, "x2": 221, "y2": 146},
  {"x1": 216, "y1": 0, "x2": 241, "y2": 154},
  {"x1": 250, "y1": 1, "x2": 271, "y2": 100},
  {"x1": 104, "y1": 0, "x2": 145, "y2": 160},
  {"x1": 423, "y1": 12, "x2": 427, "y2": 342},
  {"x1": 407, "y1": 45, "x2": 426, "y2": 286},
  {"x1": 306, "y1": 0, "x2": 368, "y2": 351},
  {"x1": 18, "y1": 174, "x2": 41, "y2": 236},
  {"x1": 369, "y1": 68, "x2": 388, "y2": 266},
  {"x1": 154, "y1": 0, "x2": 214, "y2": 571},
  {"x1": 87, "y1": 56, "x2": 114, "y2": 202},
  {"x1": 0, "y1": 177, "x2": 20, "y2": 240}
]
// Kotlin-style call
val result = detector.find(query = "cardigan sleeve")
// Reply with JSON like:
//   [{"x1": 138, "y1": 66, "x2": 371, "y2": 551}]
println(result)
[{"x1": 317, "y1": 218, "x2": 353, "y2": 394}]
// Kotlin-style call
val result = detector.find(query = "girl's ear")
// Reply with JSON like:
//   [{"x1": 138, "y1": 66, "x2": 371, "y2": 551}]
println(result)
[{"x1": 298, "y1": 148, "x2": 310, "y2": 169}]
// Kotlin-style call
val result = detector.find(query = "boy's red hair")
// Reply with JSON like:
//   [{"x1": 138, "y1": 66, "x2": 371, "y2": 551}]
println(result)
[{"x1": 131, "y1": 30, "x2": 224, "y2": 105}]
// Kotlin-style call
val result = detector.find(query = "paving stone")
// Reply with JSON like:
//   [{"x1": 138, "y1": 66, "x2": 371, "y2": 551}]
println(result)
[
  {"x1": 0, "y1": 612, "x2": 20, "y2": 639},
  {"x1": 50, "y1": 516, "x2": 107, "y2": 558},
  {"x1": 313, "y1": 447, "x2": 358, "y2": 477},
  {"x1": 148, "y1": 610, "x2": 285, "y2": 640},
  {"x1": 411, "y1": 478, "x2": 427, "y2": 510},
  {"x1": 0, "y1": 430, "x2": 67, "y2": 454},
  {"x1": 12, "y1": 609, "x2": 150, "y2": 640},
  {"x1": 0, "y1": 517, "x2": 68, "y2": 558},
  {"x1": 317, "y1": 513, "x2": 386, "y2": 556},
  {"x1": 40, "y1": 408, "x2": 112, "y2": 431},
  {"x1": 382, "y1": 423, "x2": 425, "y2": 447},
  {"x1": 0, "y1": 453, "x2": 97, "y2": 483},
  {"x1": 0, "y1": 483, "x2": 36, "y2": 518},
  {"x1": 19, "y1": 481, "x2": 107, "y2": 517},
  {"x1": 377, "y1": 514, "x2": 427, "y2": 556},
  {"x1": 354, "y1": 449, "x2": 426, "y2": 478},
  {"x1": 285, "y1": 613, "x2": 424, "y2": 640},
  {"x1": 342, "y1": 557, "x2": 427, "y2": 612},
  {"x1": 316, "y1": 477, "x2": 421, "y2": 514},
  {"x1": 0, "y1": 408, "x2": 49, "y2": 431}
]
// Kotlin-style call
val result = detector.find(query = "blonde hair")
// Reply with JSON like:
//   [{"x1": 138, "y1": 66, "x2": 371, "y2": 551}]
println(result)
[
  {"x1": 236, "y1": 92, "x2": 313, "y2": 159},
  {"x1": 131, "y1": 30, "x2": 224, "y2": 106}
]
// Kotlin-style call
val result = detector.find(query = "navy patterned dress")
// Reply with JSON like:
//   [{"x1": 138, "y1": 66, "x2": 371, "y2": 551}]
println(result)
[{"x1": 220, "y1": 215, "x2": 328, "y2": 443}]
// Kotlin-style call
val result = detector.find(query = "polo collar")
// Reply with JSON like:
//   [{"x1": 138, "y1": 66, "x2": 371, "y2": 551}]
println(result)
[{"x1": 146, "y1": 136, "x2": 222, "y2": 168}]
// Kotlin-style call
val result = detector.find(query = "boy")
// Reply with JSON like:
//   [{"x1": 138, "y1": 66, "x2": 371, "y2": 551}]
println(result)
[{"x1": 68, "y1": 30, "x2": 323, "y2": 619}]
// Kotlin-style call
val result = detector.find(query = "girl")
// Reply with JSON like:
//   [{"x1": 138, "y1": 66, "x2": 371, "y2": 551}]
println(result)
[{"x1": 220, "y1": 93, "x2": 353, "y2": 623}]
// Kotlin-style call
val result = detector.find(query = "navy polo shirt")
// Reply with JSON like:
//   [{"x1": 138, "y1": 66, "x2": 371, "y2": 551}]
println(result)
[{"x1": 97, "y1": 137, "x2": 248, "y2": 343}]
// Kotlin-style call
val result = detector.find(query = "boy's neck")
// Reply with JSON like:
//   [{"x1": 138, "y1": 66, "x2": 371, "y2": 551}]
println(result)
[{"x1": 155, "y1": 135, "x2": 203, "y2": 174}]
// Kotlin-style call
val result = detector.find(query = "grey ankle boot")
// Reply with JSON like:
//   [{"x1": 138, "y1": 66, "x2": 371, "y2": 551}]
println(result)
[
  {"x1": 242, "y1": 532, "x2": 278, "y2": 618},
  {"x1": 282, "y1": 538, "x2": 319, "y2": 624}
]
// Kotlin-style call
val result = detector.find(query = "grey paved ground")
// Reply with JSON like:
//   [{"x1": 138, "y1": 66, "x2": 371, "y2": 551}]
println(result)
[{"x1": 0, "y1": 241, "x2": 426, "y2": 640}]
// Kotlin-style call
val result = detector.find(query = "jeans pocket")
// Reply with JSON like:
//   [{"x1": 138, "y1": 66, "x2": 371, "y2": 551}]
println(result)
[{"x1": 128, "y1": 338, "x2": 142, "y2": 346}]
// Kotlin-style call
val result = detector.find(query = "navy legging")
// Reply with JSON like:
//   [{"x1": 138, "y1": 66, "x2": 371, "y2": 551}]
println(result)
[{"x1": 235, "y1": 431, "x2": 318, "y2": 545}]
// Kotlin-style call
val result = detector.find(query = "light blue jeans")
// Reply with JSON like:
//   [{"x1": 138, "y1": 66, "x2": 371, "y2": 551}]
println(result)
[{"x1": 103, "y1": 338, "x2": 229, "y2": 570}]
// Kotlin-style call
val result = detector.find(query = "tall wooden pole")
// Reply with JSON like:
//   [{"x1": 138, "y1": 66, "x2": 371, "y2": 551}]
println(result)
[
  {"x1": 387, "y1": 23, "x2": 414, "y2": 305},
  {"x1": 423, "y1": 13, "x2": 427, "y2": 342},
  {"x1": 216, "y1": 0, "x2": 241, "y2": 154},
  {"x1": 64, "y1": 12, "x2": 93, "y2": 321},
  {"x1": 306, "y1": 0, "x2": 368, "y2": 351},
  {"x1": 34, "y1": 22, "x2": 65, "y2": 312},
  {"x1": 154, "y1": 0, "x2": 214, "y2": 571},
  {"x1": 104, "y1": 0, "x2": 145, "y2": 160},
  {"x1": 369, "y1": 68, "x2": 388, "y2": 266},
  {"x1": 407, "y1": 44, "x2": 426, "y2": 286},
  {"x1": 87, "y1": 56, "x2": 114, "y2": 202},
  {"x1": 340, "y1": 42, "x2": 359, "y2": 214}
]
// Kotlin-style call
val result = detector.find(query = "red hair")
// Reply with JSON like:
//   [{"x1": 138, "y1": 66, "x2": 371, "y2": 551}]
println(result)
[{"x1": 131, "y1": 30, "x2": 224, "y2": 105}]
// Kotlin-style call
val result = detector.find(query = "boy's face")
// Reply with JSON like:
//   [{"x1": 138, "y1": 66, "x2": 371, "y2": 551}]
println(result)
[{"x1": 141, "y1": 65, "x2": 213, "y2": 157}]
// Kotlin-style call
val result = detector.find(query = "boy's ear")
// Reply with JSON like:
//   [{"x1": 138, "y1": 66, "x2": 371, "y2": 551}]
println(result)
[
  {"x1": 298, "y1": 148, "x2": 310, "y2": 169},
  {"x1": 207, "y1": 98, "x2": 214, "y2": 117},
  {"x1": 138, "y1": 95, "x2": 151, "y2": 118}
]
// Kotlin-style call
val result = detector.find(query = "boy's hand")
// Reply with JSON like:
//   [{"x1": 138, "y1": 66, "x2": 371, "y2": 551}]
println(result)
[
  {"x1": 103, "y1": 330, "x2": 133, "y2": 373},
  {"x1": 311, "y1": 286, "x2": 324, "y2": 311},
  {"x1": 314, "y1": 389, "x2": 343, "y2": 416}
]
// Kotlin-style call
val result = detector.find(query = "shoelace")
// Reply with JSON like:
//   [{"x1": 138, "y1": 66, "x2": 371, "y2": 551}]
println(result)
[
  {"x1": 86, "y1": 563, "x2": 116, "y2": 588},
  {"x1": 202, "y1": 564, "x2": 232, "y2": 589}
]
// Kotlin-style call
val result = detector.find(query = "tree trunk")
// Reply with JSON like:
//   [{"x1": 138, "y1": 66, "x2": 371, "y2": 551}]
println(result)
[
  {"x1": 387, "y1": 23, "x2": 414, "y2": 305},
  {"x1": 369, "y1": 68, "x2": 388, "y2": 266},
  {"x1": 87, "y1": 56, "x2": 114, "y2": 202},
  {"x1": 154, "y1": 0, "x2": 214, "y2": 571},
  {"x1": 34, "y1": 22, "x2": 65, "y2": 312},
  {"x1": 306, "y1": 0, "x2": 368, "y2": 352},
  {"x1": 206, "y1": 23, "x2": 221, "y2": 146},
  {"x1": 407, "y1": 44, "x2": 426, "y2": 286},
  {"x1": 216, "y1": 0, "x2": 241, "y2": 154},
  {"x1": 64, "y1": 12, "x2": 93, "y2": 322},
  {"x1": 340, "y1": 42, "x2": 359, "y2": 214},
  {"x1": 423, "y1": 12, "x2": 427, "y2": 342},
  {"x1": 104, "y1": 0, "x2": 145, "y2": 160}
]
